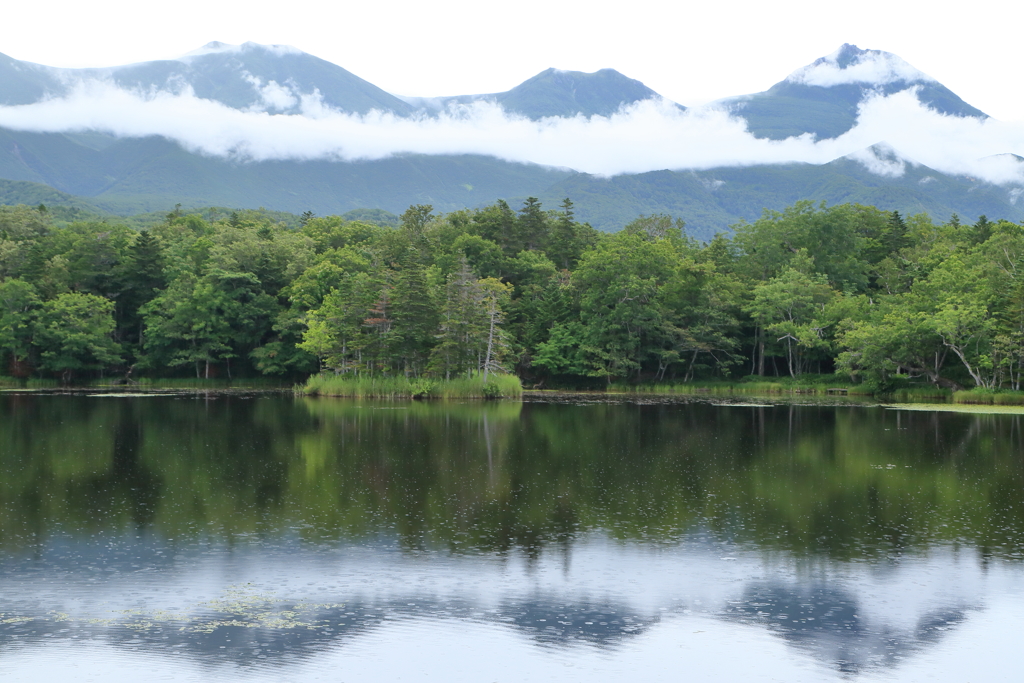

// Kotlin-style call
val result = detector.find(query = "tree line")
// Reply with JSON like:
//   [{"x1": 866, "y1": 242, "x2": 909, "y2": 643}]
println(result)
[{"x1": 1, "y1": 198, "x2": 1022, "y2": 391}]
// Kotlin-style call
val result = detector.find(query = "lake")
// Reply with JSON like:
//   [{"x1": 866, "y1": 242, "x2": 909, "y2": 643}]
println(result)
[{"x1": 1, "y1": 392, "x2": 1023, "y2": 681}]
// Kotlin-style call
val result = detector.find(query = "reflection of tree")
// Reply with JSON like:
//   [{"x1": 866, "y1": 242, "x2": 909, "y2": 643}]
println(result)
[
  {"x1": 2, "y1": 396, "x2": 1024, "y2": 562},
  {"x1": 63, "y1": 402, "x2": 163, "y2": 529}
]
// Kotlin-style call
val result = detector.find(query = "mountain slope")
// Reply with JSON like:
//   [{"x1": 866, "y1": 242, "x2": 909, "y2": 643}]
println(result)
[
  {"x1": 532, "y1": 146, "x2": 1024, "y2": 240},
  {"x1": 0, "y1": 127, "x2": 574, "y2": 215},
  {"x1": 723, "y1": 44, "x2": 986, "y2": 140},
  {"x1": 2, "y1": 126, "x2": 1020, "y2": 241},
  {"x1": 0, "y1": 178, "x2": 102, "y2": 212},
  {"x1": 0, "y1": 52, "x2": 67, "y2": 106}
]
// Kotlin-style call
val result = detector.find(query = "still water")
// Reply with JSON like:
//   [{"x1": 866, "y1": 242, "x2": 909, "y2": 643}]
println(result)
[{"x1": 2, "y1": 393, "x2": 1023, "y2": 681}]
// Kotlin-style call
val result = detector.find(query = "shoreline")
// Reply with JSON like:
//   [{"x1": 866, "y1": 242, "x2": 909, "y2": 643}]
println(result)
[{"x1": 7, "y1": 386, "x2": 1024, "y2": 414}]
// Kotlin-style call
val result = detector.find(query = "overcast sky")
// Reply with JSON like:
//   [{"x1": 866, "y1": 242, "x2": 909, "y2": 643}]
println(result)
[{"x1": 2, "y1": 0, "x2": 1021, "y2": 121}]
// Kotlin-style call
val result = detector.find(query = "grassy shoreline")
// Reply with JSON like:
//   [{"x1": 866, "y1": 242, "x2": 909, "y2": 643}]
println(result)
[
  {"x1": 606, "y1": 380, "x2": 873, "y2": 397},
  {"x1": 601, "y1": 379, "x2": 1024, "y2": 405},
  {"x1": 0, "y1": 377, "x2": 294, "y2": 390},
  {"x1": 5, "y1": 373, "x2": 1024, "y2": 406}
]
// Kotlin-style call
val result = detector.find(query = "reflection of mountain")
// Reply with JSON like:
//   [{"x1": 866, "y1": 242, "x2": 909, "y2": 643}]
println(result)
[
  {"x1": 727, "y1": 583, "x2": 970, "y2": 675},
  {"x1": 0, "y1": 536, "x2": 988, "y2": 676},
  {"x1": 0, "y1": 596, "x2": 660, "y2": 669}
]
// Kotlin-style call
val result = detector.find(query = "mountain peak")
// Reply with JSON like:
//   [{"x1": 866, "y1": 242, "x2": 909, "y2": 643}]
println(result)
[
  {"x1": 496, "y1": 67, "x2": 669, "y2": 118},
  {"x1": 785, "y1": 44, "x2": 934, "y2": 88},
  {"x1": 431, "y1": 67, "x2": 672, "y2": 120},
  {"x1": 726, "y1": 44, "x2": 982, "y2": 141}
]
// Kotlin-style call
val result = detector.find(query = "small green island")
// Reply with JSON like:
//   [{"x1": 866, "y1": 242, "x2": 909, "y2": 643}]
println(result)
[{"x1": 2, "y1": 199, "x2": 1024, "y2": 404}]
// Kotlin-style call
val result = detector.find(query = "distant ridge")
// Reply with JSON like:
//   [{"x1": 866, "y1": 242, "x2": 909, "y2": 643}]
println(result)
[{"x1": 0, "y1": 44, "x2": 670, "y2": 119}]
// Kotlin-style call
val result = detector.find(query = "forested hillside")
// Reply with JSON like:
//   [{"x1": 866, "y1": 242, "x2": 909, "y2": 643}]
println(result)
[{"x1": 2, "y1": 198, "x2": 1023, "y2": 392}]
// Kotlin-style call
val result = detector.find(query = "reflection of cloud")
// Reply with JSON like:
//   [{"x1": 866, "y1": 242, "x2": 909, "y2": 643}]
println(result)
[{"x1": 0, "y1": 81, "x2": 1022, "y2": 185}]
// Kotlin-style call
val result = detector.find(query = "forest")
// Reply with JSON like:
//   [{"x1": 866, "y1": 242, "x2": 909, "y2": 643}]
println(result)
[{"x1": 1, "y1": 197, "x2": 1022, "y2": 393}]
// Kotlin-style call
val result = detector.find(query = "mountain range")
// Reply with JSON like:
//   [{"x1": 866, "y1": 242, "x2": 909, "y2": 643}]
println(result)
[{"x1": 0, "y1": 42, "x2": 1020, "y2": 238}]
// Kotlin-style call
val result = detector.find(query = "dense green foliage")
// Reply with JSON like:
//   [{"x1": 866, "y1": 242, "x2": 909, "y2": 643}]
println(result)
[{"x1": 3, "y1": 198, "x2": 1024, "y2": 393}]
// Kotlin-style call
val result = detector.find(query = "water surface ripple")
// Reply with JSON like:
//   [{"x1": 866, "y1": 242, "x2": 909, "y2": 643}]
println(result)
[{"x1": 1, "y1": 394, "x2": 1022, "y2": 681}]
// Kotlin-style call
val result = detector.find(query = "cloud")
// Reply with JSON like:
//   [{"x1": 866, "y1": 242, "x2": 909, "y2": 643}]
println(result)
[
  {"x1": 846, "y1": 143, "x2": 908, "y2": 178},
  {"x1": 179, "y1": 41, "x2": 302, "y2": 60},
  {"x1": 786, "y1": 47, "x2": 934, "y2": 87},
  {"x1": 0, "y1": 80, "x2": 1022, "y2": 186},
  {"x1": 242, "y1": 73, "x2": 299, "y2": 111}
]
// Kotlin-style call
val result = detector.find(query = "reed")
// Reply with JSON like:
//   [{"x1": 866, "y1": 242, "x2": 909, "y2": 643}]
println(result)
[{"x1": 300, "y1": 373, "x2": 522, "y2": 399}]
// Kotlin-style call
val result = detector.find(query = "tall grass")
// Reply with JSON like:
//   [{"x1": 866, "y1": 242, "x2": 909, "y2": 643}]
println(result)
[
  {"x1": 300, "y1": 373, "x2": 522, "y2": 399},
  {"x1": 952, "y1": 388, "x2": 1024, "y2": 405},
  {"x1": 0, "y1": 376, "x2": 21, "y2": 388}
]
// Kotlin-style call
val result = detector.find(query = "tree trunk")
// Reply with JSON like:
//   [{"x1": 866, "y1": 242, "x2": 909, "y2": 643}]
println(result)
[
  {"x1": 483, "y1": 308, "x2": 496, "y2": 382},
  {"x1": 685, "y1": 349, "x2": 699, "y2": 383},
  {"x1": 786, "y1": 337, "x2": 797, "y2": 379}
]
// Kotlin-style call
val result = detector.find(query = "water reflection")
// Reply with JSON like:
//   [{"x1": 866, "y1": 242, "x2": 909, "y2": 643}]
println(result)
[{"x1": 2, "y1": 394, "x2": 1024, "y2": 680}]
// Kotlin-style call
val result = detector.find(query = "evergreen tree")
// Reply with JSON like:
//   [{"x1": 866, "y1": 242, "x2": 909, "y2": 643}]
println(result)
[
  {"x1": 517, "y1": 197, "x2": 547, "y2": 253},
  {"x1": 389, "y1": 257, "x2": 439, "y2": 376},
  {"x1": 119, "y1": 230, "x2": 167, "y2": 355}
]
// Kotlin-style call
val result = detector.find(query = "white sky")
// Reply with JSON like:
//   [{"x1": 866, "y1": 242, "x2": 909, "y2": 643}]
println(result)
[{"x1": 2, "y1": 0, "x2": 1021, "y2": 122}]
